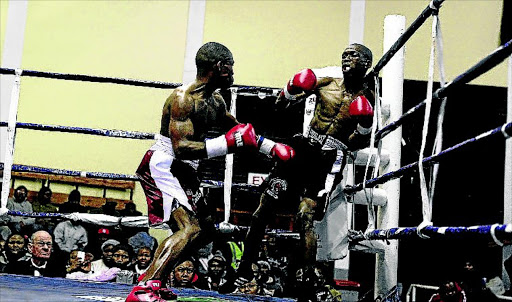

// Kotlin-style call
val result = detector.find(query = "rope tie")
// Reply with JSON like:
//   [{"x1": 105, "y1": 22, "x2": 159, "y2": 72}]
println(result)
[{"x1": 490, "y1": 223, "x2": 504, "y2": 246}]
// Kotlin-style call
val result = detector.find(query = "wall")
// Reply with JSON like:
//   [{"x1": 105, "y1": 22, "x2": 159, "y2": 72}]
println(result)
[{"x1": 0, "y1": 0, "x2": 507, "y2": 228}]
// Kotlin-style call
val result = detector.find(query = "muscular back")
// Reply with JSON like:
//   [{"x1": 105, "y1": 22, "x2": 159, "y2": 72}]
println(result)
[
  {"x1": 309, "y1": 77, "x2": 374, "y2": 146},
  {"x1": 161, "y1": 81, "x2": 235, "y2": 159}
]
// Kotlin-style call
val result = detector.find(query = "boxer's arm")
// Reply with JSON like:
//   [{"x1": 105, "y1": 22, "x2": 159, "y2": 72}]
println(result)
[{"x1": 275, "y1": 69, "x2": 318, "y2": 110}]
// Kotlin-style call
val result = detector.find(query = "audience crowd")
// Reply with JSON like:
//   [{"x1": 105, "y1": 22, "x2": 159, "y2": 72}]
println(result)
[{"x1": 0, "y1": 185, "x2": 511, "y2": 302}]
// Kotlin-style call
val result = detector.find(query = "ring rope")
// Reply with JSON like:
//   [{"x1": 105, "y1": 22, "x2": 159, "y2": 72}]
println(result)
[
  {"x1": 0, "y1": 163, "x2": 260, "y2": 191},
  {"x1": 0, "y1": 67, "x2": 281, "y2": 97},
  {"x1": 376, "y1": 39, "x2": 512, "y2": 141},
  {"x1": 4, "y1": 211, "x2": 298, "y2": 239},
  {"x1": 0, "y1": 121, "x2": 156, "y2": 140},
  {"x1": 349, "y1": 223, "x2": 512, "y2": 243},
  {"x1": 366, "y1": 0, "x2": 444, "y2": 80},
  {"x1": 344, "y1": 122, "x2": 512, "y2": 194},
  {"x1": 0, "y1": 67, "x2": 181, "y2": 89}
]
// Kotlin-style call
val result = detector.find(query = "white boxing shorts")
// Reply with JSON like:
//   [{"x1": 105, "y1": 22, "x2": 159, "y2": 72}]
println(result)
[{"x1": 135, "y1": 135, "x2": 197, "y2": 226}]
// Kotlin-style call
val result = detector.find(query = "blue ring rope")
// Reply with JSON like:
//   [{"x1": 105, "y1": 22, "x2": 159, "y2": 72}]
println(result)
[
  {"x1": 376, "y1": 39, "x2": 512, "y2": 141},
  {"x1": 344, "y1": 122, "x2": 512, "y2": 194},
  {"x1": 366, "y1": 0, "x2": 444, "y2": 79},
  {"x1": 0, "y1": 163, "x2": 259, "y2": 191},
  {"x1": 352, "y1": 224, "x2": 512, "y2": 242},
  {"x1": 0, "y1": 121, "x2": 156, "y2": 140}
]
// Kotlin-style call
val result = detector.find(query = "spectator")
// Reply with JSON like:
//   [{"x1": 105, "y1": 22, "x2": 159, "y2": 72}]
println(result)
[
  {"x1": 5, "y1": 230, "x2": 64, "y2": 277},
  {"x1": 200, "y1": 251, "x2": 235, "y2": 294},
  {"x1": 311, "y1": 265, "x2": 342, "y2": 302},
  {"x1": 53, "y1": 219, "x2": 88, "y2": 254},
  {"x1": 167, "y1": 256, "x2": 206, "y2": 289},
  {"x1": 59, "y1": 189, "x2": 85, "y2": 213},
  {"x1": 90, "y1": 239, "x2": 120, "y2": 276},
  {"x1": 32, "y1": 186, "x2": 59, "y2": 233},
  {"x1": 234, "y1": 276, "x2": 272, "y2": 296},
  {"x1": 128, "y1": 231, "x2": 157, "y2": 257},
  {"x1": 113, "y1": 244, "x2": 136, "y2": 284},
  {"x1": 88, "y1": 227, "x2": 113, "y2": 259},
  {"x1": 3, "y1": 186, "x2": 35, "y2": 236},
  {"x1": 459, "y1": 259, "x2": 498, "y2": 302},
  {"x1": 0, "y1": 233, "x2": 27, "y2": 272},
  {"x1": 429, "y1": 280, "x2": 466, "y2": 302},
  {"x1": 102, "y1": 201, "x2": 120, "y2": 217},
  {"x1": 121, "y1": 203, "x2": 142, "y2": 217},
  {"x1": 257, "y1": 260, "x2": 284, "y2": 297},
  {"x1": 195, "y1": 242, "x2": 214, "y2": 276},
  {"x1": 65, "y1": 250, "x2": 94, "y2": 279},
  {"x1": 134, "y1": 246, "x2": 153, "y2": 282}
]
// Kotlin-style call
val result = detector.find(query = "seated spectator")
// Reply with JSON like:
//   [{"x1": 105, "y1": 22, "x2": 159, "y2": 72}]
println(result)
[
  {"x1": 88, "y1": 227, "x2": 113, "y2": 259},
  {"x1": 195, "y1": 242, "x2": 214, "y2": 276},
  {"x1": 287, "y1": 266, "x2": 317, "y2": 301},
  {"x1": 166, "y1": 256, "x2": 206, "y2": 289},
  {"x1": 120, "y1": 203, "x2": 142, "y2": 217},
  {"x1": 32, "y1": 186, "x2": 59, "y2": 234},
  {"x1": 133, "y1": 246, "x2": 153, "y2": 282},
  {"x1": 65, "y1": 250, "x2": 94, "y2": 279},
  {"x1": 459, "y1": 259, "x2": 498, "y2": 302},
  {"x1": 200, "y1": 251, "x2": 235, "y2": 294},
  {"x1": 102, "y1": 201, "x2": 120, "y2": 217},
  {"x1": 311, "y1": 265, "x2": 342, "y2": 302},
  {"x1": 234, "y1": 275, "x2": 272, "y2": 296},
  {"x1": 53, "y1": 219, "x2": 88, "y2": 254},
  {"x1": 128, "y1": 231, "x2": 157, "y2": 256},
  {"x1": 3, "y1": 186, "x2": 35, "y2": 237},
  {"x1": 59, "y1": 189, "x2": 85, "y2": 213},
  {"x1": 5, "y1": 230, "x2": 64, "y2": 277},
  {"x1": 0, "y1": 233, "x2": 28, "y2": 272},
  {"x1": 257, "y1": 260, "x2": 284, "y2": 297},
  {"x1": 113, "y1": 244, "x2": 135, "y2": 284},
  {"x1": 429, "y1": 280, "x2": 466, "y2": 302},
  {"x1": 91, "y1": 239, "x2": 120, "y2": 276}
]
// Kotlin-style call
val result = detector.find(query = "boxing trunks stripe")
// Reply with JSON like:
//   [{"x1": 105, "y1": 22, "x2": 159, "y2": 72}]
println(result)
[{"x1": 135, "y1": 135, "x2": 193, "y2": 226}]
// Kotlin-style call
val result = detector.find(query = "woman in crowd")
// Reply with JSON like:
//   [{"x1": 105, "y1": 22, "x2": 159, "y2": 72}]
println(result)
[{"x1": 0, "y1": 233, "x2": 28, "y2": 272}]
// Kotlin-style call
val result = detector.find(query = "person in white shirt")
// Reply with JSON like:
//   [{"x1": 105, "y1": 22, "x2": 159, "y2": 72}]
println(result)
[{"x1": 53, "y1": 220, "x2": 88, "y2": 253}]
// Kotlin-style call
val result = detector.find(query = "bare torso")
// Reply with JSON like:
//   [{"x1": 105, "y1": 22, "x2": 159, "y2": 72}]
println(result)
[{"x1": 309, "y1": 77, "x2": 374, "y2": 146}]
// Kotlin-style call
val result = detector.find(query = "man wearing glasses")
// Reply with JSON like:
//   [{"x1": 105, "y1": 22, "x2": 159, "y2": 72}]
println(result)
[{"x1": 6, "y1": 230, "x2": 64, "y2": 277}]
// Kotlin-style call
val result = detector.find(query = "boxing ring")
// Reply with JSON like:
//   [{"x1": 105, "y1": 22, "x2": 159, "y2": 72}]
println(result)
[
  {"x1": 1, "y1": 0, "x2": 512, "y2": 301},
  {"x1": 0, "y1": 274, "x2": 294, "y2": 302}
]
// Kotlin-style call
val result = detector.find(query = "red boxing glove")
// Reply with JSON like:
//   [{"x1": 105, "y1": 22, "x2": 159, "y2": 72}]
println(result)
[
  {"x1": 282, "y1": 69, "x2": 317, "y2": 100},
  {"x1": 349, "y1": 95, "x2": 374, "y2": 135},
  {"x1": 257, "y1": 136, "x2": 295, "y2": 162},
  {"x1": 205, "y1": 123, "x2": 257, "y2": 158}
]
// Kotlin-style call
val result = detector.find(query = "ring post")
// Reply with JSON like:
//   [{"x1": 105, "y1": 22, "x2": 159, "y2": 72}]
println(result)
[
  {"x1": 376, "y1": 14, "x2": 405, "y2": 298},
  {"x1": 504, "y1": 53, "x2": 512, "y2": 292}
]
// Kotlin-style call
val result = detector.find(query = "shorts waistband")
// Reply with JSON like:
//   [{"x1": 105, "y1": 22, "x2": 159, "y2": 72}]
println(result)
[
  {"x1": 151, "y1": 134, "x2": 175, "y2": 156},
  {"x1": 305, "y1": 127, "x2": 348, "y2": 151}
]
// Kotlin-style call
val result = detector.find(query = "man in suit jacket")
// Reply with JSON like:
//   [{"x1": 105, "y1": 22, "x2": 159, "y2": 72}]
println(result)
[{"x1": 6, "y1": 230, "x2": 64, "y2": 277}]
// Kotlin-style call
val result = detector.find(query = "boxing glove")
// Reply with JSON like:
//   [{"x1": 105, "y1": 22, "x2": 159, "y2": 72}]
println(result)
[
  {"x1": 281, "y1": 69, "x2": 317, "y2": 100},
  {"x1": 349, "y1": 95, "x2": 374, "y2": 135},
  {"x1": 257, "y1": 136, "x2": 295, "y2": 162},
  {"x1": 205, "y1": 123, "x2": 258, "y2": 158}
]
